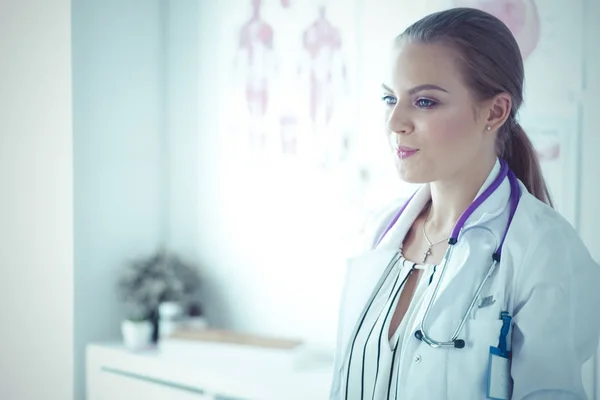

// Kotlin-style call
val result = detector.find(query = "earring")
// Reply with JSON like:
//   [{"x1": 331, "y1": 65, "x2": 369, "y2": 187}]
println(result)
[{"x1": 486, "y1": 125, "x2": 491, "y2": 131}]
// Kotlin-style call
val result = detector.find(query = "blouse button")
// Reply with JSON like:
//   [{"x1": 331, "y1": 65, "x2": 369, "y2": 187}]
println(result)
[{"x1": 414, "y1": 354, "x2": 422, "y2": 363}]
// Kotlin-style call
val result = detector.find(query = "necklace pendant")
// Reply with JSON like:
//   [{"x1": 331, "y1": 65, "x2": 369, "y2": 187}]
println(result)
[{"x1": 422, "y1": 247, "x2": 432, "y2": 263}]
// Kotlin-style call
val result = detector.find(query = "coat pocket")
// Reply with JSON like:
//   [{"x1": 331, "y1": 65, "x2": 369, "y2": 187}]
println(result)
[{"x1": 447, "y1": 318, "x2": 504, "y2": 399}]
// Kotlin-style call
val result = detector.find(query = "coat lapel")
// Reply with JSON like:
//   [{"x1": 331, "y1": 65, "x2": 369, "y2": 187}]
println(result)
[
  {"x1": 335, "y1": 185, "x2": 432, "y2": 374},
  {"x1": 335, "y1": 249, "x2": 399, "y2": 375}
]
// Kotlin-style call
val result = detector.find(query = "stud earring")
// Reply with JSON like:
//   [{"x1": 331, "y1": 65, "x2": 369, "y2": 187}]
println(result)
[{"x1": 486, "y1": 126, "x2": 491, "y2": 131}]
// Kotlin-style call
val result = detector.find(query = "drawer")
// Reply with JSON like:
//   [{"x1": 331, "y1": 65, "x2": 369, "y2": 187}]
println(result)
[{"x1": 92, "y1": 368, "x2": 215, "y2": 400}]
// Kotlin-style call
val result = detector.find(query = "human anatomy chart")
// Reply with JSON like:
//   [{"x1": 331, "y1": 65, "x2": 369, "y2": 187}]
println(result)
[
  {"x1": 233, "y1": 0, "x2": 277, "y2": 148},
  {"x1": 224, "y1": 0, "x2": 358, "y2": 169},
  {"x1": 299, "y1": 6, "x2": 349, "y2": 161}
]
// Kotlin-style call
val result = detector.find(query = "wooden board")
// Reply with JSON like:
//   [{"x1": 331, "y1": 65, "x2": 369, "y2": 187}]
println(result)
[{"x1": 168, "y1": 328, "x2": 303, "y2": 350}]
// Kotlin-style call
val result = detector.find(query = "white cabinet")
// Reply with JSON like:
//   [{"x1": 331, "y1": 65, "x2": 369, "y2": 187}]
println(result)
[{"x1": 86, "y1": 342, "x2": 332, "y2": 400}]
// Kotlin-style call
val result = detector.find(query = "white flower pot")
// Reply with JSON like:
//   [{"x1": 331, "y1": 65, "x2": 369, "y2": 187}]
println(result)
[{"x1": 121, "y1": 320, "x2": 153, "y2": 351}]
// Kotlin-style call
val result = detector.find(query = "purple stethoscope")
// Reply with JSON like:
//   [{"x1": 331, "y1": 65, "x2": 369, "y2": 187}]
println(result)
[{"x1": 378, "y1": 159, "x2": 521, "y2": 349}]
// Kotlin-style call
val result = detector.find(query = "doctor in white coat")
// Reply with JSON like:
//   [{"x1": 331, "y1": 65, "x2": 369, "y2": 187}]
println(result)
[{"x1": 330, "y1": 8, "x2": 600, "y2": 400}]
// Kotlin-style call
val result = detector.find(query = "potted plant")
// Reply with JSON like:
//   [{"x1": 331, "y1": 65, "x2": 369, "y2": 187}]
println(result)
[
  {"x1": 120, "y1": 301, "x2": 153, "y2": 351},
  {"x1": 117, "y1": 247, "x2": 201, "y2": 348}
]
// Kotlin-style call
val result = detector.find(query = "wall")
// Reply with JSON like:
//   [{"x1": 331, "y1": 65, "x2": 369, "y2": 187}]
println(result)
[
  {"x1": 579, "y1": 0, "x2": 600, "y2": 275},
  {"x1": 164, "y1": 0, "x2": 200, "y2": 259},
  {"x1": 192, "y1": 1, "x2": 368, "y2": 350},
  {"x1": 0, "y1": 0, "x2": 74, "y2": 399},
  {"x1": 72, "y1": 1, "x2": 165, "y2": 399},
  {"x1": 579, "y1": 0, "x2": 600, "y2": 396}
]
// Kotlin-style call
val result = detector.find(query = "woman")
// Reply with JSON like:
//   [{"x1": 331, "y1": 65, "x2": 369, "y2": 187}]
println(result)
[{"x1": 330, "y1": 8, "x2": 600, "y2": 400}]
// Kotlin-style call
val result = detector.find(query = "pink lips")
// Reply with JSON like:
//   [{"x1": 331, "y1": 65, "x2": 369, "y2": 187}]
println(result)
[{"x1": 396, "y1": 145, "x2": 419, "y2": 159}]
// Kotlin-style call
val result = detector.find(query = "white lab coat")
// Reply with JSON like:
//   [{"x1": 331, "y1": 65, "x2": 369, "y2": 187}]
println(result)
[{"x1": 330, "y1": 159, "x2": 600, "y2": 399}]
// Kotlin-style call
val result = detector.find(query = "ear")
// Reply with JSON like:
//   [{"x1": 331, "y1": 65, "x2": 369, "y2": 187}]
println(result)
[{"x1": 484, "y1": 93, "x2": 512, "y2": 131}]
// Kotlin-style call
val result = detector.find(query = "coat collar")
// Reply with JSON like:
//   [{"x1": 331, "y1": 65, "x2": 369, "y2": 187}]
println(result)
[{"x1": 376, "y1": 158, "x2": 509, "y2": 252}]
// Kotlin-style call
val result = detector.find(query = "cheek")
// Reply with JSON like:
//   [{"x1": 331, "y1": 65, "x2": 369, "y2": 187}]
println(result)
[{"x1": 425, "y1": 110, "x2": 477, "y2": 147}]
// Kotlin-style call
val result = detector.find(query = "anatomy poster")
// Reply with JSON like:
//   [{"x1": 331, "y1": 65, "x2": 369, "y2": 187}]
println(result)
[
  {"x1": 520, "y1": 109, "x2": 581, "y2": 225},
  {"x1": 219, "y1": 0, "x2": 359, "y2": 170},
  {"x1": 454, "y1": 0, "x2": 541, "y2": 60}
]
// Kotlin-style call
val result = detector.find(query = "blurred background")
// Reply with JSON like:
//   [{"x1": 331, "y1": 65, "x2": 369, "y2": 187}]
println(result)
[{"x1": 1, "y1": 0, "x2": 599, "y2": 399}]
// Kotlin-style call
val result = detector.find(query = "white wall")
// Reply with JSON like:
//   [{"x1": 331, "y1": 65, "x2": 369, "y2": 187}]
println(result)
[
  {"x1": 72, "y1": 1, "x2": 165, "y2": 399},
  {"x1": 193, "y1": 1, "x2": 241, "y2": 331},
  {"x1": 579, "y1": 0, "x2": 600, "y2": 397},
  {"x1": 579, "y1": 0, "x2": 600, "y2": 270},
  {"x1": 0, "y1": 1, "x2": 74, "y2": 399},
  {"x1": 190, "y1": 1, "x2": 384, "y2": 348},
  {"x1": 165, "y1": 0, "x2": 200, "y2": 259}
]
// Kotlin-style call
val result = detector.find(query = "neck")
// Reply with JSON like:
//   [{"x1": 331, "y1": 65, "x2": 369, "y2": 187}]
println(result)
[{"x1": 426, "y1": 155, "x2": 497, "y2": 235}]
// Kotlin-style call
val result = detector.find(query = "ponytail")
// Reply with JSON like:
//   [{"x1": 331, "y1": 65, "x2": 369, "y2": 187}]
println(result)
[{"x1": 497, "y1": 119, "x2": 553, "y2": 207}]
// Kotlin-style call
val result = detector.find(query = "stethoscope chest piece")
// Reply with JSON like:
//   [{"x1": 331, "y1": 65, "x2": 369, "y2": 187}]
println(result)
[{"x1": 414, "y1": 329, "x2": 466, "y2": 348}]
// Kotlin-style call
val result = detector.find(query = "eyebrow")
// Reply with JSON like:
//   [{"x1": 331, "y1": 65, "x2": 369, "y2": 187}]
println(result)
[{"x1": 381, "y1": 83, "x2": 449, "y2": 95}]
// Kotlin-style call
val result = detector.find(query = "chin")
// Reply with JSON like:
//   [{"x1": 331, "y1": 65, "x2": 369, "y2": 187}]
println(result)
[{"x1": 396, "y1": 166, "x2": 433, "y2": 184}]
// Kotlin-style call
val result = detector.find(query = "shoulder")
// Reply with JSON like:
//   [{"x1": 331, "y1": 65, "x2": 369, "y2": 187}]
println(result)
[
  {"x1": 507, "y1": 190, "x2": 599, "y2": 300},
  {"x1": 360, "y1": 197, "x2": 407, "y2": 252},
  {"x1": 511, "y1": 191, "x2": 592, "y2": 264},
  {"x1": 514, "y1": 191, "x2": 575, "y2": 233}
]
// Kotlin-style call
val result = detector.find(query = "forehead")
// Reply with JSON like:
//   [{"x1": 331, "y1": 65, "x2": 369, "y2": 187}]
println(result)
[{"x1": 388, "y1": 41, "x2": 467, "y2": 93}]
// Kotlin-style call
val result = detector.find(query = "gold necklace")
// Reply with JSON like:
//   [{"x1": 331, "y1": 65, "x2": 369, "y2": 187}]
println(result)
[{"x1": 421, "y1": 207, "x2": 450, "y2": 263}]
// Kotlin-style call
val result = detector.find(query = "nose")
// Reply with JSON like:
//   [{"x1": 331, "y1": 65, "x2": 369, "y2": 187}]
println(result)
[{"x1": 386, "y1": 107, "x2": 413, "y2": 136}]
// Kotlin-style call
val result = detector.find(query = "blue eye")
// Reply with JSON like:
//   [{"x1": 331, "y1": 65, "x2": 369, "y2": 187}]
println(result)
[
  {"x1": 415, "y1": 98, "x2": 437, "y2": 108},
  {"x1": 381, "y1": 95, "x2": 397, "y2": 105}
]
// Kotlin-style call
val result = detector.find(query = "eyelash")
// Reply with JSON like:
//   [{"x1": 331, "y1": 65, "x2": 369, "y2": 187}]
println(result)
[
  {"x1": 380, "y1": 95, "x2": 438, "y2": 109},
  {"x1": 415, "y1": 98, "x2": 437, "y2": 108},
  {"x1": 381, "y1": 95, "x2": 397, "y2": 105}
]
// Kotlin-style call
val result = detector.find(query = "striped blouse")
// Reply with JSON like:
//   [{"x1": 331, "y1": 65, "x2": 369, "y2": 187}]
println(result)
[{"x1": 341, "y1": 252, "x2": 436, "y2": 400}]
